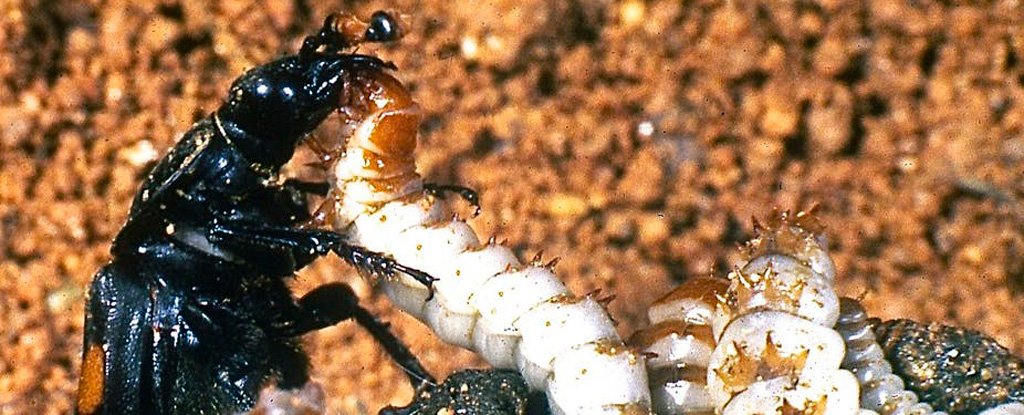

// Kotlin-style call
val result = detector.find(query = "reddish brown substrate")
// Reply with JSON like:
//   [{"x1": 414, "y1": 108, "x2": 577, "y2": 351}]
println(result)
[{"x1": 1, "y1": 1, "x2": 1021, "y2": 413}]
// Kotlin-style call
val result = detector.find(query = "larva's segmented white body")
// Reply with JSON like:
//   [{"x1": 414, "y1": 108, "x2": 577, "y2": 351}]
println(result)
[
  {"x1": 315, "y1": 70, "x2": 651, "y2": 415},
  {"x1": 631, "y1": 212, "x2": 873, "y2": 415},
  {"x1": 628, "y1": 276, "x2": 724, "y2": 414},
  {"x1": 836, "y1": 298, "x2": 946, "y2": 415},
  {"x1": 707, "y1": 212, "x2": 863, "y2": 414}
]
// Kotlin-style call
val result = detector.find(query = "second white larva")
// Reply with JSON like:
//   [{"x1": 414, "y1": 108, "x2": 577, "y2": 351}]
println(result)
[
  {"x1": 629, "y1": 211, "x2": 870, "y2": 415},
  {"x1": 313, "y1": 69, "x2": 651, "y2": 415},
  {"x1": 708, "y1": 212, "x2": 862, "y2": 414},
  {"x1": 630, "y1": 211, "x2": 1024, "y2": 415}
]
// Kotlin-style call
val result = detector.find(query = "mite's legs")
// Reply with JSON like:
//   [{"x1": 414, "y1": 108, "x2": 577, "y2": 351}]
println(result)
[
  {"x1": 208, "y1": 222, "x2": 437, "y2": 291},
  {"x1": 422, "y1": 183, "x2": 480, "y2": 215}
]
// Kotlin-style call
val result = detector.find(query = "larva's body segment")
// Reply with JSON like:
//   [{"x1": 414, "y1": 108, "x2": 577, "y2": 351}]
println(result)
[
  {"x1": 317, "y1": 70, "x2": 651, "y2": 414},
  {"x1": 514, "y1": 295, "x2": 621, "y2": 389},
  {"x1": 385, "y1": 220, "x2": 482, "y2": 317},
  {"x1": 727, "y1": 253, "x2": 841, "y2": 329},
  {"x1": 629, "y1": 276, "x2": 725, "y2": 414},
  {"x1": 547, "y1": 340, "x2": 653, "y2": 415},
  {"x1": 836, "y1": 298, "x2": 946, "y2": 415}
]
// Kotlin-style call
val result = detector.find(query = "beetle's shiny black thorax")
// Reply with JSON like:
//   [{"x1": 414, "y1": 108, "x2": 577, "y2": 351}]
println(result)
[{"x1": 113, "y1": 118, "x2": 311, "y2": 269}]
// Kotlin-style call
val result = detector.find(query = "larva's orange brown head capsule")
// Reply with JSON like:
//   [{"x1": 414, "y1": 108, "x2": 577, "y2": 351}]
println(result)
[
  {"x1": 312, "y1": 67, "x2": 426, "y2": 226},
  {"x1": 348, "y1": 71, "x2": 420, "y2": 159}
]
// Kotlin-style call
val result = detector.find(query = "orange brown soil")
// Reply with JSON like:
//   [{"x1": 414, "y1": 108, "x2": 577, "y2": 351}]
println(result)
[{"x1": 1, "y1": 1, "x2": 1021, "y2": 413}]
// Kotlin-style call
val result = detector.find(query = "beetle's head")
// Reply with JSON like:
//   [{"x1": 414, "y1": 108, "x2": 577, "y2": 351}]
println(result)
[{"x1": 215, "y1": 10, "x2": 404, "y2": 168}]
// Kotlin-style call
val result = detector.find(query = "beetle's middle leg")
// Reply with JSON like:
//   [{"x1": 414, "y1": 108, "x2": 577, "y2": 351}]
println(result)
[{"x1": 208, "y1": 222, "x2": 437, "y2": 291}]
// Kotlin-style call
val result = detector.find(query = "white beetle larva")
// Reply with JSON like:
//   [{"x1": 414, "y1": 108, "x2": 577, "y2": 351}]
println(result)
[
  {"x1": 311, "y1": 69, "x2": 651, "y2": 415},
  {"x1": 631, "y1": 210, "x2": 1024, "y2": 415},
  {"x1": 836, "y1": 298, "x2": 947, "y2": 415},
  {"x1": 706, "y1": 211, "x2": 863, "y2": 414}
]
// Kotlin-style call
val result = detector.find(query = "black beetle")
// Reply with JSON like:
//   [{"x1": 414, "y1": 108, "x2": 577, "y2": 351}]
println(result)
[{"x1": 77, "y1": 11, "x2": 436, "y2": 414}]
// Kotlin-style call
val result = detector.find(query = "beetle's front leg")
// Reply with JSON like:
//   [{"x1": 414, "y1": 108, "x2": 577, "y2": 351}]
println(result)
[{"x1": 207, "y1": 221, "x2": 437, "y2": 291}]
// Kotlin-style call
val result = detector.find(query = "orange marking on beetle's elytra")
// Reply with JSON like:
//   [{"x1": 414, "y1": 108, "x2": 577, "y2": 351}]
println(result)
[{"x1": 77, "y1": 343, "x2": 105, "y2": 414}]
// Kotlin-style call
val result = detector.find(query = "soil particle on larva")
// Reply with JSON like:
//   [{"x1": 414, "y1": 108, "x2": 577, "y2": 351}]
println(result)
[{"x1": 1, "y1": 1, "x2": 1022, "y2": 413}]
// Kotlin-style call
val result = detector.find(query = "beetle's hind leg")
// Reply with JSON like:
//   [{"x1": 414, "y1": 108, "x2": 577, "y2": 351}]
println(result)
[
  {"x1": 278, "y1": 282, "x2": 436, "y2": 390},
  {"x1": 352, "y1": 303, "x2": 437, "y2": 390}
]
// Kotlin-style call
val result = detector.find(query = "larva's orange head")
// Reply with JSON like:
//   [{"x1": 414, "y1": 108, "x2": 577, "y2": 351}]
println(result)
[
  {"x1": 323, "y1": 69, "x2": 420, "y2": 160},
  {"x1": 358, "y1": 71, "x2": 420, "y2": 157},
  {"x1": 362, "y1": 70, "x2": 415, "y2": 112}
]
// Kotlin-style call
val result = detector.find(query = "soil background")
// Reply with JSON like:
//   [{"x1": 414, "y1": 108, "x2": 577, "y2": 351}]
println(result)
[{"x1": 1, "y1": 0, "x2": 1023, "y2": 413}]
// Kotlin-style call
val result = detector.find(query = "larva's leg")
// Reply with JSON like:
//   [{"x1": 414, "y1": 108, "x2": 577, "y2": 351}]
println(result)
[
  {"x1": 208, "y1": 221, "x2": 437, "y2": 290},
  {"x1": 422, "y1": 183, "x2": 480, "y2": 215}
]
